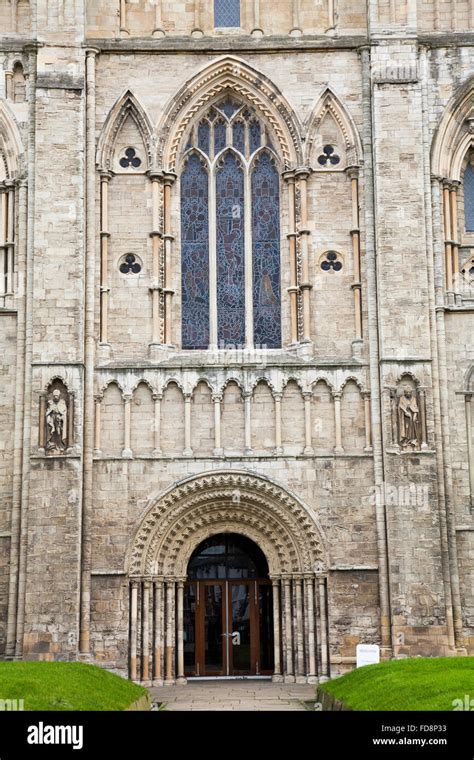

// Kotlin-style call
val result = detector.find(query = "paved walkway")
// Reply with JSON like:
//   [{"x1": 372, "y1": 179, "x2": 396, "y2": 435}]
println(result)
[{"x1": 150, "y1": 680, "x2": 316, "y2": 711}]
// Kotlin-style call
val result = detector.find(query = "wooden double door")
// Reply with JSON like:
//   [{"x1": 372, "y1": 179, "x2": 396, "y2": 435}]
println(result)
[{"x1": 184, "y1": 579, "x2": 273, "y2": 677}]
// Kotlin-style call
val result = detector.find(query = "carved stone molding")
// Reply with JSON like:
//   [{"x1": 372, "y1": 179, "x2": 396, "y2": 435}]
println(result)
[{"x1": 127, "y1": 471, "x2": 327, "y2": 577}]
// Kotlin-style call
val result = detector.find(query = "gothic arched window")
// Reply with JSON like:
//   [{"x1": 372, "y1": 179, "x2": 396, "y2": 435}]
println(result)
[
  {"x1": 214, "y1": 0, "x2": 240, "y2": 28},
  {"x1": 181, "y1": 97, "x2": 282, "y2": 350},
  {"x1": 464, "y1": 162, "x2": 474, "y2": 232}
]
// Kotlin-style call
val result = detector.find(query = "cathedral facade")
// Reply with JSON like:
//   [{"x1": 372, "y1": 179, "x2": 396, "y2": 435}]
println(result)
[{"x1": 0, "y1": 0, "x2": 473, "y2": 685}]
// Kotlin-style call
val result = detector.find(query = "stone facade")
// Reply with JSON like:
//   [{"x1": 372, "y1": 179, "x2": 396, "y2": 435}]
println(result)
[{"x1": 0, "y1": 0, "x2": 473, "y2": 684}]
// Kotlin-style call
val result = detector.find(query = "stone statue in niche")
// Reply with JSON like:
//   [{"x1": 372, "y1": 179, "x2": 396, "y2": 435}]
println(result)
[
  {"x1": 397, "y1": 384, "x2": 421, "y2": 450},
  {"x1": 40, "y1": 380, "x2": 73, "y2": 455},
  {"x1": 46, "y1": 389, "x2": 68, "y2": 454}
]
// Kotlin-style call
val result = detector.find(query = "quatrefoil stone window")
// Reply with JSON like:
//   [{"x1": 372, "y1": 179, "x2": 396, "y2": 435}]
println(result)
[
  {"x1": 119, "y1": 254, "x2": 142, "y2": 275},
  {"x1": 317, "y1": 145, "x2": 341, "y2": 167},
  {"x1": 321, "y1": 251, "x2": 343, "y2": 272},
  {"x1": 119, "y1": 147, "x2": 142, "y2": 169}
]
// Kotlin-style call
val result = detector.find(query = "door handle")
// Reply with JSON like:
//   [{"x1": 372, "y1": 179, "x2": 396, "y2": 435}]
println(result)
[{"x1": 232, "y1": 631, "x2": 241, "y2": 646}]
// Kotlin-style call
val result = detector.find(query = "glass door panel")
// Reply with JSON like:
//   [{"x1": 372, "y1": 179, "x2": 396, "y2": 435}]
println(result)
[
  {"x1": 204, "y1": 583, "x2": 224, "y2": 674},
  {"x1": 229, "y1": 582, "x2": 252, "y2": 674}
]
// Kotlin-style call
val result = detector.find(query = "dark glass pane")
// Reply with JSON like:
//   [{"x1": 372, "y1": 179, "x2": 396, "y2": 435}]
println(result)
[
  {"x1": 218, "y1": 96, "x2": 241, "y2": 120},
  {"x1": 204, "y1": 585, "x2": 223, "y2": 673},
  {"x1": 184, "y1": 584, "x2": 197, "y2": 674},
  {"x1": 252, "y1": 152, "x2": 281, "y2": 348},
  {"x1": 465, "y1": 163, "x2": 474, "y2": 232},
  {"x1": 187, "y1": 534, "x2": 269, "y2": 579},
  {"x1": 214, "y1": 120, "x2": 227, "y2": 155},
  {"x1": 181, "y1": 154, "x2": 210, "y2": 349},
  {"x1": 259, "y1": 584, "x2": 274, "y2": 671},
  {"x1": 233, "y1": 120, "x2": 245, "y2": 154},
  {"x1": 231, "y1": 584, "x2": 251, "y2": 673},
  {"x1": 214, "y1": 0, "x2": 241, "y2": 27},
  {"x1": 249, "y1": 120, "x2": 261, "y2": 154},
  {"x1": 216, "y1": 152, "x2": 246, "y2": 345},
  {"x1": 198, "y1": 121, "x2": 210, "y2": 157}
]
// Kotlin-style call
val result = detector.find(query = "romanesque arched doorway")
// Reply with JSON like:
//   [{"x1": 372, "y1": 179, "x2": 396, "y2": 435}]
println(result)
[
  {"x1": 184, "y1": 533, "x2": 273, "y2": 678},
  {"x1": 127, "y1": 471, "x2": 329, "y2": 685}
]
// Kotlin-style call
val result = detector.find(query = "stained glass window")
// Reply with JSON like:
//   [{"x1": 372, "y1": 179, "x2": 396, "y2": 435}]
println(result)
[
  {"x1": 198, "y1": 121, "x2": 210, "y2": 157},
  {"x1": 180, "y1": 98, "x2": 281, "y2": 350},
  {"x1": 233, "y1": 121, "x2": 245, "y2": 155},
  {"x1": 216, "y1": 152, "x2": 246, "y2": 345},
  {"x1": 465, "y1": 163, "x2": 474, "y2": 232},
  {"x1": 181, "y1": 154, "x2": 210, "y2": 349},
  {"x1": 249, "y1": 120, "x2": 261, "y2": 155},
  {"x1": 252, "y1": 153, "x2": 281, "y2": 348},
  {"x1": 214, "y1": 0, "x2": 240, "y2": 28},
  {"x1": 214, "y1": 120, "x2": 227, "y2": 155}
]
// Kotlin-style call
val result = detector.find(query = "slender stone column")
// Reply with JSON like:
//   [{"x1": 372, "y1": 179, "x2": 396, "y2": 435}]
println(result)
[
  {"x1": 142, "y1": 580, "x2": 151, "y2": 684},
  {"x1": 471, "y1": 0, "x2": 474, "y2": 29},
  {"x1": 284, "y1": 171, "x2": 299, "y2": 344},
  {"x1": 333, "y1": 392, "x2": 344, "y2": 454},
  {"x1": 283, "y1": 577, "x2": 294, "y2": 681},
  {"x1": 6, "y1": 183, "x2": 15, "y2": 294},
  {"x1": 5, "y1": 71, "x2": 13, "y2": 101},
  {"x1": 192, "y1": 0, "x2": 203, "y2": 35},
  {"x1": 274, "y1": 393, "x2": 283, "y2": 454},
  {"x1": 271, "y1": 578, "x2": 282, "y2": 681},
  {"x1": 152, "y1": 393, "x2": 162, "y2": 456},
  {"x1": 80, "y1": 47, "x2": 99, "y2": 656},
  {"x1": 153, "y1": 579, "x2": 164, "y2": 685},
  {"x1": 348, "y1": 168, "x2": 363, "y2": 342},
  {"x1": 183, "y1": 394, "x2": 193, "y2": 456},
  {"x1": 0, "y1": 188, "x2": 6, "y2": 301},
  {"x1": 466, "y1": 394, "x2": 474, "y2": 509},
  {"x1": 244, "y1": 392, "x2": 253, "y2": 455},
  {"x1": 130, "y1": 582, "x2": 139, "y2": 681},
  {"x1": 363, "y1": 392, "x2": 372, "y2": 452},
  {"x1": 290, "y1": 0, "x2": 302, "y2": 35},
  {"x1": 176, "y1": 580, "x2": 186, "y2": 684},
  {"x1": 443, "y1": 182, "x2": 453, "y2": 290},
  {"x1": 120, "y1": 0, "x2": 129, "y2": 34},
  {"x1": 303, "y1": 392, "x2": 314, "y2": 455},
  {"x1": 294, "y1": 577, "x2": 305, "y2": 681},
  {"x1": 317, "y1": 575, "x2": 329, "y2": 681},
  {"x1": 328, "y1": 0, "x2": 335, "y2": 28},
  {"x1": 93, "y1": 396, "x2": 102, "y2": 456},
  {"x1": 149, "y1": 172, "x2": 163, "y2": 350},
  {"x1": 450, "y1": 183, "x2": 460, "y2": 289},
  {"x1": 305, "y1": 576, "x2": 317, "y2": 683},
  {"x1": 38, "y1": 395, "x2": 46, "y2": 452},
  {"x1": 162, "y1": 173, "x2": 176, "y2": 345},
  {"x1": 419, "y1": 388, "x2": 428, "y2": 450},
  {"x1": 212, "y1": 394, "x2": 224, "y2": 455},
  {"x1": 153, "y1": 0, "x2": 166, "y2": 36},
  {"x1": 296, "y1": 169, "x2": 312, "y2": 344},
  {"x1": 251, "y1": 0, "x2": 263, "y2": 35},
  {"x1": 165, "y1": 580, "x2": 175, "y2": 684},
  {"x1": 99, "y1": 173, "x2": 111, "y2": 351},
  {"x1": 122, "y1": 394, "x2": 133, "y2": 458}
]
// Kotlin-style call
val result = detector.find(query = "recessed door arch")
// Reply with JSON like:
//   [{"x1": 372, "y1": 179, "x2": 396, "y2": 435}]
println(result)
[{"x1": 184, "y1": 533, "x2": 273, "y2": 677}]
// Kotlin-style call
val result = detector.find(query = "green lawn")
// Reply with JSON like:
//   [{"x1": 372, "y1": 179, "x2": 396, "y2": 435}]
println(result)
[
  {"x1": 0, "y1": 662, "x2": 148, "y2": 711},
  {"x1": 319, "y1": 657, "x2": 474, "y2": 711}
]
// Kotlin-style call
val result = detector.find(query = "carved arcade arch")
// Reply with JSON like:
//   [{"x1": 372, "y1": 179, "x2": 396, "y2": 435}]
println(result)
[
  {"x1": 304, "y1": 86, "x2": 363, "y2": 169},
  {"x1": 96, "y1": 90, "x2": 154, "y2": 173},
  {"x1": 0, "y1": 99, "x2": 23, "y2": 180},
  {"x1": 156, "y1": 56, "x2": 303, "y2": 172}
]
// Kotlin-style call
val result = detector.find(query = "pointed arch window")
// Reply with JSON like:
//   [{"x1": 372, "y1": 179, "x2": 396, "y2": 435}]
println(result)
[{"x1": 181, "y1": 97, "x2": 282, "y2": 350}]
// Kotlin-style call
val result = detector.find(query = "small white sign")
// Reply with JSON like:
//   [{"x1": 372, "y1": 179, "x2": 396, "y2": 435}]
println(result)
[{"x1": 356, "y1": 644, "x2": 380, "y2": 668}]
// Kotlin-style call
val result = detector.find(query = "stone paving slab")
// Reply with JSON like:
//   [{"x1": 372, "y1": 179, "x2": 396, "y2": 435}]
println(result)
[{"x1": 150, "y1": 680, "x2": 316, "y2": 711}]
